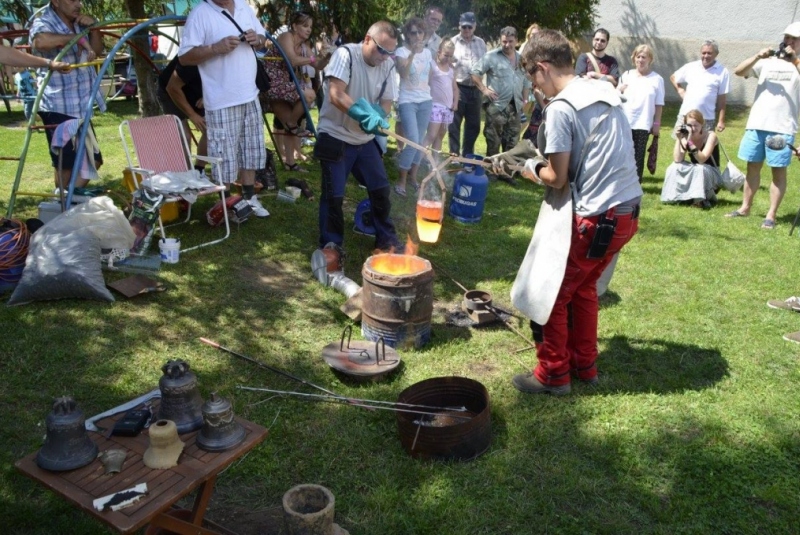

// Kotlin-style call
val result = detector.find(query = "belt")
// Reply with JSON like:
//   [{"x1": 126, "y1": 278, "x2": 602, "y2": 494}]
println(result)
[
  {"x1": 457, "y1": 82, "x2": 476, "y2": 88},
  {"x1": 583, "y1": 204, "x2": 640, "y2": 221}
]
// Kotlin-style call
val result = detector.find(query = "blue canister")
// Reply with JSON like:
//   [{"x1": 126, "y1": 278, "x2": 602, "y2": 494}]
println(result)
[{"x1": 449, "y1": 154, "x2": 489, "y2": 223}]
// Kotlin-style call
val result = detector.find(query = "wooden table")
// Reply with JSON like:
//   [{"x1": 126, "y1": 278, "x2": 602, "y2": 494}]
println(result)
[{"x1": 15, "y1": 403, "x2": 268, "y2": 534}]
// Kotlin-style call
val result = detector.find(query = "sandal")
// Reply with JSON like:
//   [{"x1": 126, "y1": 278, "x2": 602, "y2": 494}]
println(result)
[
  {"x1": 761, "y1": 218, "x2": 775, "y2": 229},
  {"x1": 725, "y1": 210, "x2": 748, "y2": 218},
  {"x1": 410, "y1": 181, "x2": 420, "y2": 193},
  {"x1": 286, "y1": 124, "x2": 313, "y2": 137},
  {"x1": 394, "y1": 185, "x2": 406, "y2": 197},
  {"x1": 286, "y1": 163, "x2": 308, "y2": 173}
]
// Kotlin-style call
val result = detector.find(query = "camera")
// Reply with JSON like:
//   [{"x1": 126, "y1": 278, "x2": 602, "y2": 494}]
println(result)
[
  {"x1": 768, "y1": 42, "x2": 788, "y2": 59},
  {"x1": 239, "y1": 33, "x2": 247, "y2": 42},
  {"x1": 678, "y1": 124, "x2": 689, "y2": 136}
]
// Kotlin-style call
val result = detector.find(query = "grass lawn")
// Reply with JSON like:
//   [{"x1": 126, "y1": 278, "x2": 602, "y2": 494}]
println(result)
[{"x1": 0, "y1": 98, "x2": 799, "y2": 534}]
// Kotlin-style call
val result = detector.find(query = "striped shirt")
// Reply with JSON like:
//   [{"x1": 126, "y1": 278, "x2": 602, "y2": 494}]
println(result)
[
  {"x1": 30, "y1": 6, "x2": 105, "y2": 116},
  {"x1": 451, "y1": 33, "x2": 486, "y2": 86}
]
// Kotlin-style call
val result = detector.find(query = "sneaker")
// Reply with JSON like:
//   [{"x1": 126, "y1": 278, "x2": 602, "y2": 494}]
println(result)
[
  {"x1": 783, "y1": 331, "x2": 800, "y2": 344},
  {"x1": 767, "y1": 296, "x2": 800, "y2": 311},
  {"x1": 246, "y1": 196, "x2": 270, "y2": 218},
  {"x1": 512, "y1": 372, "x2": 571, "y2": 396}
]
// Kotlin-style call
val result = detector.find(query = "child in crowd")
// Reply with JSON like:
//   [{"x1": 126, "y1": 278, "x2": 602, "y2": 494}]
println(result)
[
  {"x1": 14, "y1": 67, "x2": 36, "y2": 120},
  {"x1": 422, "y1": 39, "x2": 458, "y2": 153}
]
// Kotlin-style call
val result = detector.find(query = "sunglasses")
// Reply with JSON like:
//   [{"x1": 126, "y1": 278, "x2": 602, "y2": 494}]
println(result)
[
  {"x1": 460, "y1": 25, "x2": 474, "y2": 30},
  {"x1": 370, "y1": 36, "x2": 395, "y2": 56},
  {"x1": 526, "y1": 60, "x2": 548, "y2": 76}
]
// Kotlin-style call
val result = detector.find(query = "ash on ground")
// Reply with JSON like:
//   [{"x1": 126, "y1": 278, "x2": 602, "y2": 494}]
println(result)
[{"x1": 444, "y1": 307, "x2": 513, "y2": 328}]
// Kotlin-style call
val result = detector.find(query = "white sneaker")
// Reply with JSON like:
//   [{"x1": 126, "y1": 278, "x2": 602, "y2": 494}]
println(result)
[{"x1": 247, "y1": 196, "x2": 270, "y2": 217}]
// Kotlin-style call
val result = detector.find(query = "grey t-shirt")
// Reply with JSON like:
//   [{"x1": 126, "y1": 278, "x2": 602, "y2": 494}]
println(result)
[
  {"x1": 318, "y1": 44, "x2": 397, "y2": 145},
  {"x1": 544, "y1": 83, "x2": 642, "y2": 216}
]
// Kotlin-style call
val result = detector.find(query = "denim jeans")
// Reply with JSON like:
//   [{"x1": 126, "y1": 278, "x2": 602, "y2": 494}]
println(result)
[
  {"x1": 318, "y1": 137, "x2": 399, "y2": 251},
  {"x1": 397, "y1": 100, "x2": 433, "y2": 170}
]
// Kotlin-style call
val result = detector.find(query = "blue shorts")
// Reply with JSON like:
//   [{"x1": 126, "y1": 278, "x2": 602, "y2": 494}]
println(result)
[{"x1": 738, "y1": 129, "x2": 794, "y2": 168}]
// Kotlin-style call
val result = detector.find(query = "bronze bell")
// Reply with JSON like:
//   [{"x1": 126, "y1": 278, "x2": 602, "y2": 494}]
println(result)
[
  {"x1": 196, "y1": 393, "x2": 246, "y2": 452},
  {"x1": 36, "y1": 396, "x2": 98, "y2": 472},
  {"x1": 157, "y1": 360, "x2": 204, "y2": 434}
]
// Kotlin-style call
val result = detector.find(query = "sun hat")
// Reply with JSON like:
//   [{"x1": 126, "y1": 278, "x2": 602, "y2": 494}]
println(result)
[{"x1": 783, "y1": 22, "x2": 800, "y2": 37}]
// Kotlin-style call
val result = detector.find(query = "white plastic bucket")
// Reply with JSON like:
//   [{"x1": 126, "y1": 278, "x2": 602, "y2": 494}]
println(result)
[{"x1": 159, "y1": 238, "x2": 180, "y2": 264}]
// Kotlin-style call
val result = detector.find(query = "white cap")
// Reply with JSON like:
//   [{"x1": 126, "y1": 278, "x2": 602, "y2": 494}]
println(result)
[{"x1": 783, "y1": 22, "x2": 800, "y2": 37}]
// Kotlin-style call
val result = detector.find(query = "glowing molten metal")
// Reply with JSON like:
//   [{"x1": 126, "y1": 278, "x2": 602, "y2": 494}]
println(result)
[{"x1": 368, "y1": 238, "x2": 426, "y2": 275}]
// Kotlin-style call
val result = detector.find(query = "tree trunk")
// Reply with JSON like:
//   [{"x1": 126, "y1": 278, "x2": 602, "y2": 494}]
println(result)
[{"x1": 123, "y1": 0, "x2": 160, "y2": 117}]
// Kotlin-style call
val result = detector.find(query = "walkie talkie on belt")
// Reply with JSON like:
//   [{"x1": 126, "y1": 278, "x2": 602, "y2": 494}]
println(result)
[{"x1": 586, "y1": 211, "x2": 617, "y2": 259}]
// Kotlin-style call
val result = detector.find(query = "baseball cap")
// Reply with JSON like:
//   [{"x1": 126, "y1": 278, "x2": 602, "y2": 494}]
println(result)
[
  {"x1": 783, "y1": 22, "x2": 800, "y2": 37},
  {"x1": 459, "y1": 12, "x2": 476, "y2": 26}
]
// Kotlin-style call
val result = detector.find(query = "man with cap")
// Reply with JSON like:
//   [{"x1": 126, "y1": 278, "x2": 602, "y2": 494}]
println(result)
[
  {"x1": 448, "y1": 12, "x2": 487, "y2": 156},
  {"x1": 726, "y1": 22, "x2": 800, "y2": 230},
  {"x1": 670, "y1": 40, "x2": 731, "y2": 134}
]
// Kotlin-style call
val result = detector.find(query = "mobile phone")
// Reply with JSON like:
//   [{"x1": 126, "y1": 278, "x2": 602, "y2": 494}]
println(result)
[{"x1": 112, "y1": 409, "x2": 152, "y2": 437}]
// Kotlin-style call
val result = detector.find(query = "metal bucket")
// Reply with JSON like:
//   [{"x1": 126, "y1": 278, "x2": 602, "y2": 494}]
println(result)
[
  {"x1": 361, "y1": 254, "x2": 434, "y2": 349},
  {"x1": 396, "y1": 376, "x2": 491, "y2": 461}
]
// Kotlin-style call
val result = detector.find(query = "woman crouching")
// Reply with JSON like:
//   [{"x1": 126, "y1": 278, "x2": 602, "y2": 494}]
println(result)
[{"x1": 660, "y1": 109, "x2": 721, "y2": 209}]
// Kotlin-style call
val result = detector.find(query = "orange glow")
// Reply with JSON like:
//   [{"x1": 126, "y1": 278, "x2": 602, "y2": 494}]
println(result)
[
  {"x1": 416, "y1": 200, "x2": 443, "y2": 243},
  {"x1": 369, "y1": 253, "x2": 427, "y2": 275}
]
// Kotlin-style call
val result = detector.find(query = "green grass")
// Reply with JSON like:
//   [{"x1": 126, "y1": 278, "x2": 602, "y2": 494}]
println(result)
[{"x1": 1, "y1": 99, "x2": 799, "y2": 534}]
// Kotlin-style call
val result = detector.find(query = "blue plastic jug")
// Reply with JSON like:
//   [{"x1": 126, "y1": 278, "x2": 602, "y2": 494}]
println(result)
[{"x1": 449, "y1": 155, "x2": 489, "y2": 223}]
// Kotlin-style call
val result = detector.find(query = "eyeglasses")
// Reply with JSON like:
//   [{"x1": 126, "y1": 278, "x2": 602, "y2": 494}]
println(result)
[
  {"x1": 460, "y1": 25, "x2": 474, "y2": 30},
  {"x1": 526, "y1": 60, "x2": 547, "y2": 76},
  {"x1": 369, "y1": 35, "x2": 395, "y2": 56},
  {"x1": 408, "y1": 30, "x2": 424, "y2": 36}
]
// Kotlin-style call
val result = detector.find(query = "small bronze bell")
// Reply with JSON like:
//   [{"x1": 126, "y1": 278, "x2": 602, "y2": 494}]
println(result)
[
  {"x1": 157, "y1": 360, "x2": 204, "y2": 434},
  {"x1": 36, "y1": 396, "x2": 98, "y2": 472},
  {"x1": 196, "y1": 393, "x2": 246, "y2": 452}
]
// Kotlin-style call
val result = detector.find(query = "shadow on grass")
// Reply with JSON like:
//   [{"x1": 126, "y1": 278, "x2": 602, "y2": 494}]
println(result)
[{"x1": 597, "y1": 335, "x2": 728, "y2": 394}]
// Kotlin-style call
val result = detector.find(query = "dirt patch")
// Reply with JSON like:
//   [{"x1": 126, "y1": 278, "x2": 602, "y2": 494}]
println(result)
[
  {"x1": 237, "y1": 260, "x2": 307, "y2": 297},
  {"x1": 206, "y1": 504, "x2": 286, "y2": 535}
]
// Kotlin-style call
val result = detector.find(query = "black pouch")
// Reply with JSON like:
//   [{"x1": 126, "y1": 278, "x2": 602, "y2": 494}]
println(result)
[
  {"x1": 255, "y1": 58, "x2": 270, "y2": 92},
  {"x1": 586, "y1": 215, "x2": 617, "y2": 259},
  {"x1": 314, "y1": 132, "x2": 346, "y2": 163}
]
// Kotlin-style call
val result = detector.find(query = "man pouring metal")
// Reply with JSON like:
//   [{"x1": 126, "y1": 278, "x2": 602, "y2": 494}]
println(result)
[{"x1": 493, "y1": 30, "x2": 642, "y2": 395}]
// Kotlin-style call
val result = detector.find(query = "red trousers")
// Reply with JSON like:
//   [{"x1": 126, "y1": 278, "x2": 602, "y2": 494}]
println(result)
[{"x1": 532, "y1": 209, "x2": 639, "y2": 386}]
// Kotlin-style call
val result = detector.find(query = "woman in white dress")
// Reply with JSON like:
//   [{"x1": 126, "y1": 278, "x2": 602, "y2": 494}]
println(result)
[
  {"x1": 661, "y1": 109, "x2": 721, "y2": 209},
  {"x1": 618, "y1": 44, "x2": 664, "y2": 181}
]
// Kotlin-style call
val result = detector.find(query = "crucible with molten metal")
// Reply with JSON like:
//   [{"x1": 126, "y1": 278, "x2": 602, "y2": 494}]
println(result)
[{"x1": 361, "y1": 253, "x2": 434, "y2": 349}]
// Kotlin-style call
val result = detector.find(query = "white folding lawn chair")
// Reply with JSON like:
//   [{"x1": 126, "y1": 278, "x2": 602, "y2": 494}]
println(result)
[{"x1": 120, "y1": 114, "x2": 229, "y2": 253}]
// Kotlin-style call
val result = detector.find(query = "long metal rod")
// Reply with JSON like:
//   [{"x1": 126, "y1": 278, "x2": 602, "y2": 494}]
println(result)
[
  {"x1": 237, "y1": 386, "x2": 472, "y2": 420},
  {"x1": 200, "y1": 338, "x2": 345, "y2": 400},
  {"x1": 240, "y1": 383, "x2": 466, "y2": 412}
]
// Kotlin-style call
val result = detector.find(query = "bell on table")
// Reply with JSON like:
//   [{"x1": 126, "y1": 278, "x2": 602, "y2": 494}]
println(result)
[
  {"x1": 143, "y1": 419, "x2": 184, "y2": 469},
  {"x1": 196, "y1": 393, "x2": 246, "y2": 452},
  {"x1": 416, "y1": 172, "x2": 446, "y2": 244},
  {"x1": 36, "y1": 396, "x2": 98, "y2": 472},
  {"x1": 156, "y1": 360, "x2": 204, "y2": 434}
]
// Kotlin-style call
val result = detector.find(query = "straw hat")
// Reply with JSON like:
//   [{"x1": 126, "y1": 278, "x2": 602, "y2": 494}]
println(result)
[{"x1": 143, "y1": 420, "x2": 184, "y2": 469}]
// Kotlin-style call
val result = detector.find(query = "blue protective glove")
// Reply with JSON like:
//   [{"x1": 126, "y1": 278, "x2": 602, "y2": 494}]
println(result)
[{"x1": 347, "y1": 97, "x2": 389, "y2": 136}]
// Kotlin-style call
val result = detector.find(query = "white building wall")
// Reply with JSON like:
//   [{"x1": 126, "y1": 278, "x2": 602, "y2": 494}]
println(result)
[{"x1": 594, "y1": 0, "x2": 800, "y2": 105}]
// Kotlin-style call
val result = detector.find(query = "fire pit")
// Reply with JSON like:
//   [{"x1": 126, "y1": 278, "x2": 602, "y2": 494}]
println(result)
[
  {"x1": 396, "y1": 376, "x2": 491, "y2": 461},
  {"x1": 361, "y1": 253, "x2": 434, "y2": 349}
]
